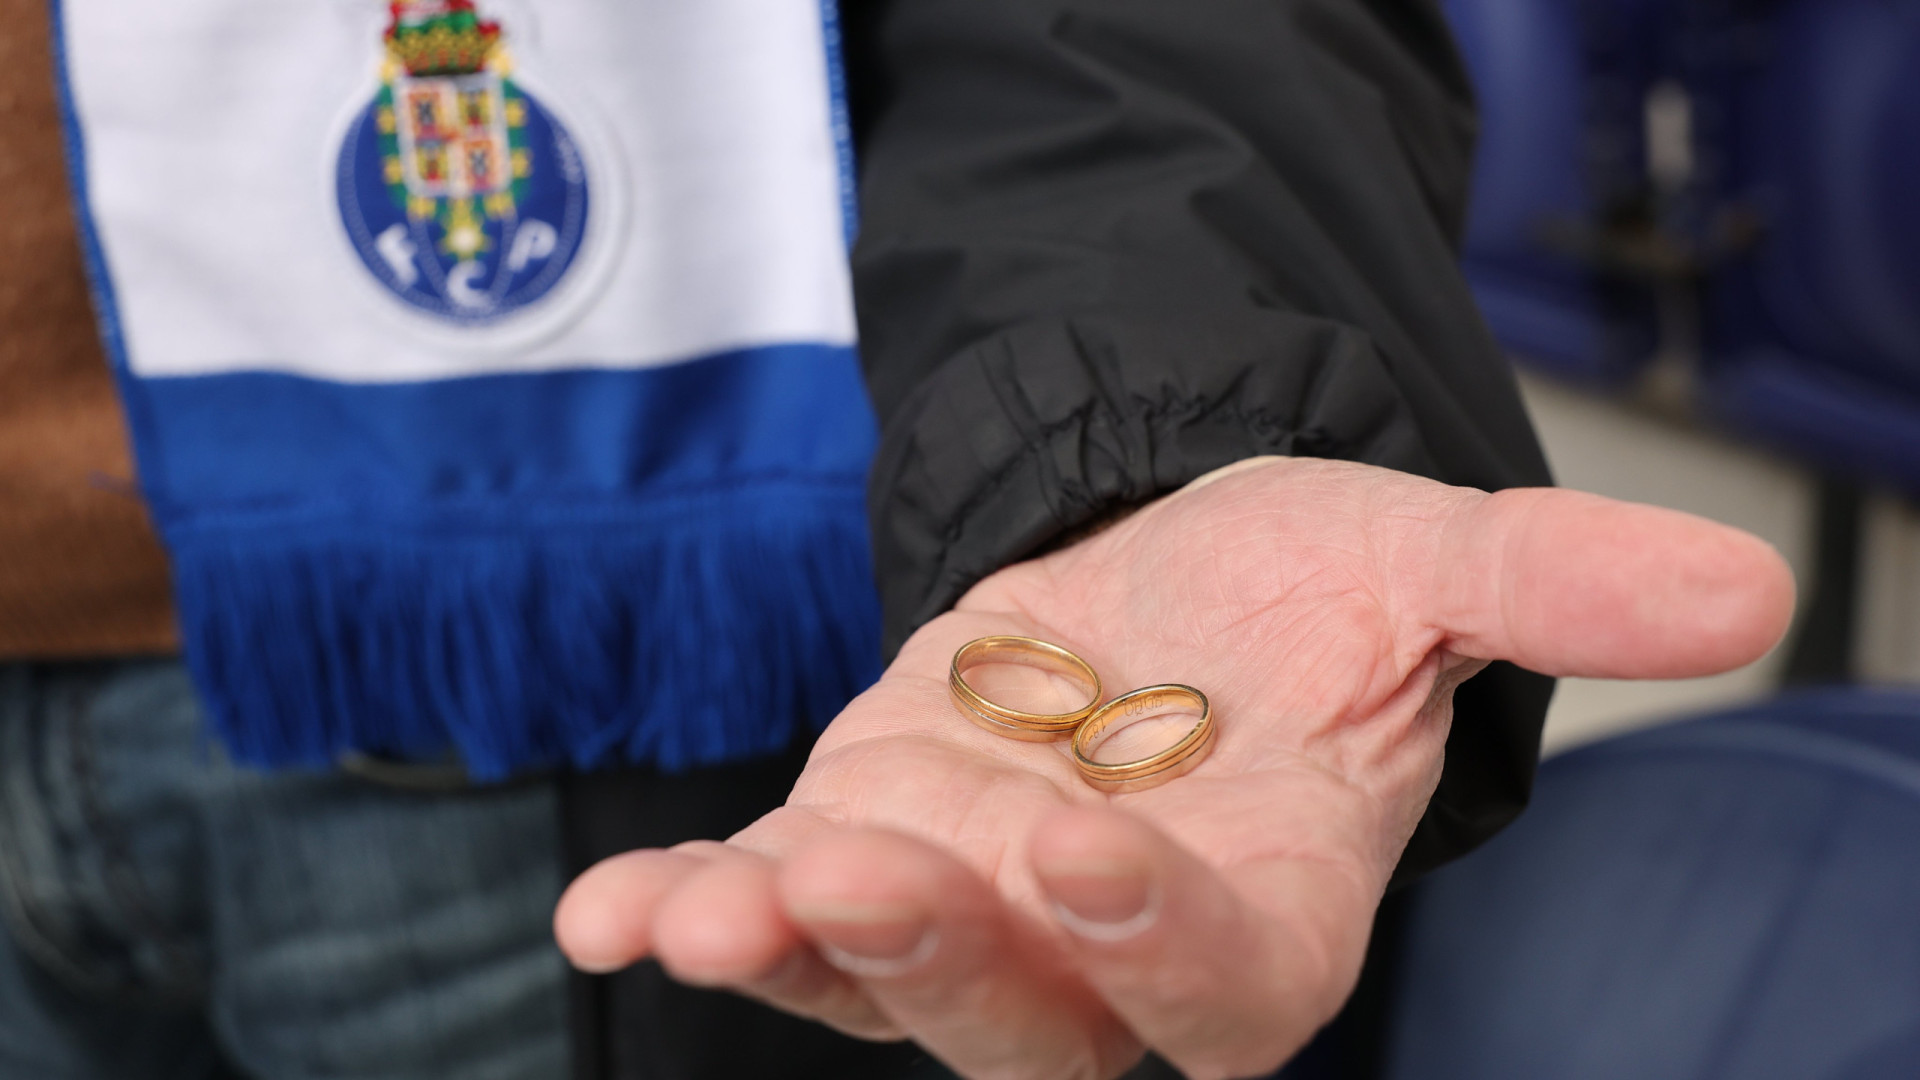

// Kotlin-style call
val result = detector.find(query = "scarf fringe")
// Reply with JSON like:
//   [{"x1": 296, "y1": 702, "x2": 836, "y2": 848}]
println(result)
[{"x1": 168, "y1": 498, "x2": 882, "y2": 780}]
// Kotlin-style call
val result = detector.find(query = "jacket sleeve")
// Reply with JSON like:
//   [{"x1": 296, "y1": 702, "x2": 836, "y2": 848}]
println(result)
[{"x1": 842, "y1": 0, "x2": 1557, "y2": 878}]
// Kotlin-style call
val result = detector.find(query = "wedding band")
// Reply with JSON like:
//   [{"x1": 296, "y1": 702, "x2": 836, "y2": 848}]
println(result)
[
  {"x1": 949, "y1": 636, "x2": 1102, "y2": 742},
  {"x1": 1072, "y1": 684, "x2": 1215, "y2": 793}
]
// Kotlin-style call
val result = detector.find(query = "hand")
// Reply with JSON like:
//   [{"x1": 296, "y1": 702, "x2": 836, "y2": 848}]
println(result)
[{"x1": 554, "y1": 457, "x2": 1794, "y2": 1079}]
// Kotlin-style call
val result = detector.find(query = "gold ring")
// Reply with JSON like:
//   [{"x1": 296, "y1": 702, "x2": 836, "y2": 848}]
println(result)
[
  {"x1": 949, "y1": 636, "x2": 1102, "y2": 742},
  {"x1": 1072, "y1": 684, "x2": 1215, "y2": 793}
]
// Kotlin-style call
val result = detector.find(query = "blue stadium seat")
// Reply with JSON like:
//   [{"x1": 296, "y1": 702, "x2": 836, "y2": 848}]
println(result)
[
  {"x1": 1442, "y1": 0, "x2": 1663, "y2": 383},
  {"x1": 1384, "y1": 688, "x2": 1920, "y2": 1080},
  {"x1": 1699, "y1": 0, "x2": 1920, "y2": 494}
]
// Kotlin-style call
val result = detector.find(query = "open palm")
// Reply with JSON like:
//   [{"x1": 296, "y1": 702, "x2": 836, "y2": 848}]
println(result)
[{"x1": 556, "y1": 457, "x2": 1794, "y2": 1080}]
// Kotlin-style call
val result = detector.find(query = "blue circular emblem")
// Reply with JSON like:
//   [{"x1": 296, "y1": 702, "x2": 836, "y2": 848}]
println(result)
[{"x1": 336, "y1": 14, "x2": 590, "y2": 325}]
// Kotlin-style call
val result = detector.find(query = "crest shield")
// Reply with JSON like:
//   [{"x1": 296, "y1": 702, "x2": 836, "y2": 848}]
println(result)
[{"x1": 336, "y1": 0, "x2": 591, "y2": 325}]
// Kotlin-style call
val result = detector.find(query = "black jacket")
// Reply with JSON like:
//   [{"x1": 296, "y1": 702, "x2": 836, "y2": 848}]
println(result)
[{"x1": 845, "y1": 0, "x2": 1556, "y2": 880}]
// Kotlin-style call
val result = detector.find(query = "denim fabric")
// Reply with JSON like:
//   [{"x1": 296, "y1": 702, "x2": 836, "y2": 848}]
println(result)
[{"x1": 0, "y1": 660, "x2": 567, "y2": 1080}]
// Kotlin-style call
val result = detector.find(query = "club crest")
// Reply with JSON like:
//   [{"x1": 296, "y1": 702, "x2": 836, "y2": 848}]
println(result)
[{"x1": 335, "y1": 0, "x2": 593, "y2": 326}]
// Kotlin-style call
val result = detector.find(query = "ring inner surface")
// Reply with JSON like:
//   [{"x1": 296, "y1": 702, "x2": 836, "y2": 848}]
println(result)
[
  {"x1": 1079, "y1": 689, "x2": 1206, "y2": 768},
  {"x1": 954, "y1": 640, "x2": 1098, "y2": 723}
]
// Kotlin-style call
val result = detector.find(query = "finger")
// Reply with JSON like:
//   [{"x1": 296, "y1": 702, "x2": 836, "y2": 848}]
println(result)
[
  {"x1": 1430, "y1": 486, "x2": 1797, "y2": 679},
  {"x1": 650, "y1": 851, "x2": 902, "y2": 1040},
  {"x1": 780, "y1": 828, "x2": 1141, "y2": 1079},
  {"x1": 554, "y1": 848, "x2": 709, "y2": 973},
  {"x1": 1030, "y1": 807, "x2": 1371, "y2": 1080}
]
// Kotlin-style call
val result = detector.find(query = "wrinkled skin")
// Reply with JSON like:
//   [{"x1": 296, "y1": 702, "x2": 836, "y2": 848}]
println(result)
[{"x1": 555, "y1": 458, "x2": 1795, "y2": 1080}]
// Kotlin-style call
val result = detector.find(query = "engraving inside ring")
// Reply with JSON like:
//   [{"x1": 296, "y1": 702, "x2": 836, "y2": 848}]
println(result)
[
  {"x1": 962, "y1": 662, "x2": 1096, "y2": 717},
  {"x1": 1080, "y1": 698, "x2": 1204, "y2": 765}
]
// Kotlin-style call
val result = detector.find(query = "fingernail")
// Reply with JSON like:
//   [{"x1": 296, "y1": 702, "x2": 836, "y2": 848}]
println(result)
[
  {"x1": 793, "y1": 902, "x2": 939, "y2": 978},
  {"x1": 749, "y1": 947, "x2": 810, "y2": 990},
  {"x1": 569, "y1": 955, "x2": 628, "y2": 976},
  {"x1": 1040, "y1": 859, "x2": 1161, "y2": 942}
]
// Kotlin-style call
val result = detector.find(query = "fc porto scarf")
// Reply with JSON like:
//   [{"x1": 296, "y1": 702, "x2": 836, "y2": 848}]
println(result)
[{"x1": 52, "y1": 0, "x2": 881, "y2": 778}]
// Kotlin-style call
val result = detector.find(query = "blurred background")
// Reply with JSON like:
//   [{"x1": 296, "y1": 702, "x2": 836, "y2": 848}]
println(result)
[
  {"x1": 1355, "y1": 2, "x2": 1920, "y2": 1077},
  {"x1": 1438, "y1": 0, "x2": 1920, "y2": 751}
]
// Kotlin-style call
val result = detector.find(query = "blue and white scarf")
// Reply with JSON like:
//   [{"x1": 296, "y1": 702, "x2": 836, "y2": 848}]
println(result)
[{"x1": 52, "y1": 0, "x2": 880, "y2": 778}]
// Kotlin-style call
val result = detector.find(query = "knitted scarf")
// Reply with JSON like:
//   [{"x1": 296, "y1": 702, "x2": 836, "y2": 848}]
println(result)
[{"x1": 52, "y1": 0, "x2": 880, "y2": 778}]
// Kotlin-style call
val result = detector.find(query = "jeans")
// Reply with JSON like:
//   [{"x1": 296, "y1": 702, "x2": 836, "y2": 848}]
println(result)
[{"x1": 0, "y1": 660, "x2": 568, "y2": 1080}]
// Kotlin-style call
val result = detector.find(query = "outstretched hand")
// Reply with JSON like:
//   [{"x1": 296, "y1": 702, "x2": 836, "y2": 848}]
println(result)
[{"x1": 555, "y1": 457, "x2": 1794, "y2": 1080}]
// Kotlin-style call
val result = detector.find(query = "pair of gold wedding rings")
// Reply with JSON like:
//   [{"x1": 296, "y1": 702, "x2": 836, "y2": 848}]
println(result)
[{"x1": 948, "y1": 636, "x2": 1216, "y2": 793}]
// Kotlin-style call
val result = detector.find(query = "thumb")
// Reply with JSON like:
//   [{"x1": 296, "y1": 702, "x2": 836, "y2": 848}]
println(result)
[{"x1": 1427, "y1": 487, "x2": 1797, "y2": 679}]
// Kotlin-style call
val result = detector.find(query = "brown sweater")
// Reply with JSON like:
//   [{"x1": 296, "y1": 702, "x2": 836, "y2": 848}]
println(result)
[{"x1": 0, "y1": 0, "x2": 177, "y2": 657}]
